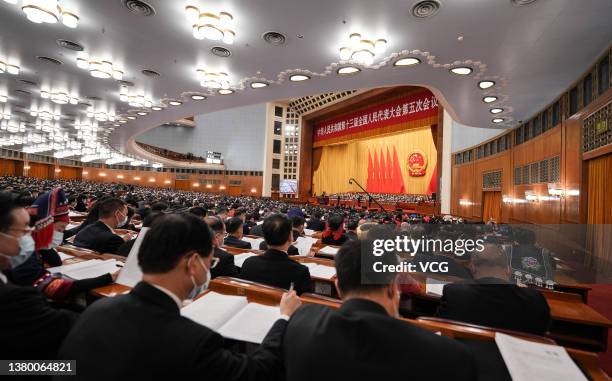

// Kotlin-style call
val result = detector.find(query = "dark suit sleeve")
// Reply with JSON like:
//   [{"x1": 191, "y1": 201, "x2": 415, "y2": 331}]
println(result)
[
  {"x1": 194, "y1": 319, "x2": 287, "y2": 381},
  {"x1": 212, "y1": 253, "x2": 239, "y2": 278},
  {"x1": 103, "y1": 234, "x2": 126, "y2": 254},
  {"x1": 434, "y1": 284, "x2": 454, "y2": 319},
  {"x1": 295, "y1": 267, "x2": 313, "y2": 295}
]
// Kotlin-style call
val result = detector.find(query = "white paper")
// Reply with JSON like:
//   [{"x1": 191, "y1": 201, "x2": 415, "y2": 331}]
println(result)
[
  {"x1": 303, "y1": 229, "x2": 315, "y2": 236},
  {"x1": 116, "y1": 228, "x2": 149, "y2": 287},
  {"x1": 293, "y1": 236, "x2": 318, "y2": 256},
  {"x1": 242, "y1": 236, "x2": 265, "y2": 249},
  {"x1": 66, "y1": 223, "x2": 80, "y2": 230},
  {"x1": 68, "y1": 211, "x2": 84, "y2": 218},
  {"x1": 256, "y1": 220, "x2": 264, "y2": 225},
  {"x1": 48, "y1": 259, "x2": 120, "y2": 280},
  {"x1": 495, "y1": 333, "x2": 588, "y2": 381},
  {"x1": 425, "y1": 277, "x2": 449, "y2": 297},
  {"x1": 302, "y1": 263, "x2": 336, "y2": 279},
  {"x1": 318, "y1": 246, "x2": 339, "y2": 256},
  {"x1": 47, "y1": 258, "x2": 104, "y2": 275},
  {"x1": 58, "y1": 252, "x2": 74, "y2": 262},
  {"x1": 218, "y1": 303, "x2": 281, "y2": 344},
  {"x1": 181, "y1": 291, "x2": 248, "y2": 331},
  {"x1": 233, "y1": 252, "x2": 258, "y2": 268}
]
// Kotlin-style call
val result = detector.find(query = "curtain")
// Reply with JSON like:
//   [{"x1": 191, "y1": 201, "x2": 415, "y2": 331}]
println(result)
[
  {"x1": 482, "y1": 191, "x2": 502, "y2": 223},
  {"x1": 585, "y1": 154, "x2": 612, "y2": 277},
  {"x1": 312, "y1": 147, "x2": 323, "y2": 172},
  {"x1": 312, "y1": 127, "x2": 437, "y2": 195}
]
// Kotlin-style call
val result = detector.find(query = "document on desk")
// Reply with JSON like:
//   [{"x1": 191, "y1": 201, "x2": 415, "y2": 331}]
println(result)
[
  {"x1": 303, "y1": 228, "x2": 315, "y2": 236},
  {"x1": 48, "y1": 259, "x2": 120, "y2": 280},
  {"x1": 181, "y1": 291, "x2": 280, "y2": 344},
  {"x1": 318, "y1": 246, "x2": 339, "y2": 256},
  {"x1": 425, "y1": 278, "x2": 449, "y2": 297},
  {"x1": 242, "y1": 237, "x2": 265, "y2": 249},
  {"x1": 495, "y1": 333, "x2": 588, "y2": 381},
  {"x1": 233, "y1": 252, "x2": 258, "y2": 268},
  {"x1": 58, "y1": 252, "x2": 74, "y2": 262},
  {"x1": 302, "y1": 263, "x2": 336, "y2": 279},
  {"x1": 294, "y1": 236, "x2": 318, "y2": 256},
  {"x1": 116, "y1": 228, "x2": 149, "y2": 287}
]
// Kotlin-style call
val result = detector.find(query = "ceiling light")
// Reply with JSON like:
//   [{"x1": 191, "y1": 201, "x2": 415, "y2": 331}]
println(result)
[
  {"x1": 483, "y1": 96, "x2": 498, "y2": 103},
  {"x1": 0, "y1": 59, "x2": 20, "y2": 75},
  {"x1": 118, "y1": 120, "x2": 127, "y2": 124},
  {"x1": 191, "y1": 94, "x2": 206, "y2": 100},
  {"x1": 394, "y1": 57, "x2": 421, "y2": 67},
  {"x1": 490, "y1": 108, "x2": 504, "y2": 114},
  {"x1": 86, "y1": 107, "x2": 115, "y2": 122},
  {"x1": 250, "y1": 82, "x2": 268, "y2": 89},
  {"x1": 339, "y1": 33, "x2": 387, "y2": 66},
  {"x1": 76, "y1": 53, "x2": 123, "y2": 80},
  {"x1": 478, "y1": 80, "x2": 495, "y2": 89},
  {"x1": 186, "y1": 6, "x2": 236, "y2": 44},
  {"x1": 0, "y1": 95, "x2": 7, "y2": 103},
  {"x1": 16, "y1": 0, "x2": 79, "y2": 28},
  {"x1": 168, "y1": 100, "x2": 182, "y2": 106},
  {"x1": 196, "y1": 69, "x2": 230, "y2": 89},
  {"x1": 127, "y1": 116, "x2": 136, "y2": 120},
  {"x1": 41, "y1": 89, "x2": 79, "y2": 105},
  {"x1": 218, "y1": 89, "x2": 234, "y2": 95},
  {"x1": 337, "y1": 66, "x2": 360, "y2": 75},
  {"x1": 289, "y1": 74, "x2": 310, "y2": 82},
  {"x1": 137, "y1": 111, "x2": 148, "y2": 116},
  {"x1": 113, "y1": 123, "x2": 120, "y2": 127},
  {"x1": 492, "y1": 118, "x2": 504, "y2": 123},
  {"x1": 450, "y1": 66, "x2": 473, "y2": 75},
  {"x1": 151, "y1": 106, "x2": 163, "y2": 111}
]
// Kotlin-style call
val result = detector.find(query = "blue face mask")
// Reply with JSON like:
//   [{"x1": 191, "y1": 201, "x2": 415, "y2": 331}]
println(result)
[
  {"x1": 9, "y1": 234, "x2": 35, "y2": 268},
  {"x1": 188, "y1": 256, "x2": 211, "y2": 300}
]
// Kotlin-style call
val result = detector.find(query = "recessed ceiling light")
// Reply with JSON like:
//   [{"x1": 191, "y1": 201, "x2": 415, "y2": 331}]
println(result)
[
  {"x1": 337, "y1": 66, "x2": 360, "y2": 75},
  {"x1": 127, "y1": 115, "x2": 137, "y2": 120},
  {"x1": 289, "y1": 74, "x2": 310, "y2": 82},
  {"x1": 483, "y1": 96, "x2": 498, "y2": 103},
  {"x1": 137, "y1": 111, "x2": 148, "y2": 116},
  {"x1": 151, "y1": 106, "x2": 163, "y2": 111},
  {"x1": 250, "y1": 82, "x2": 268, "y2": 89},
  {"x1": 449, "y1": 66, "x2": 472, "y2": 75},
  {"x1": 218, "y1": 89, "x2": 234, "y2": 95},
  {"x1": 490, "y1": 108, "x2": 504, "y2": 114},
  {"x1": 168, "y1": 100, "x2": 182, "y2": 106},
  {"x1": 492, "y1": 118, "x2": 504, "y2": 123},
  {"x1": 191, "y1": 94, "x2": 206, "y2": 100},
  {"x1": 394, "y1": 57, "x2": 421, "y2": 67},
  {"x1": 113, "y1": 123, "x2": 120, "y2": 127},
  {"x1": 478, "y1": 80, "x2": 495, "y2": 89},
  {"x1": 0, "y1": 95, "x2": 7, "y2": 103},
  {"x1": 118, "y1": 120, "x2": 127, "y2": 123}
]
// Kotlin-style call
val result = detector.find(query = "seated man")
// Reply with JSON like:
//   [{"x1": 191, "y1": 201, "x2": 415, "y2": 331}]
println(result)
[
  {"x1": 240, "y1": 214, "x2": 312, "y2": 294},
  {"x1": 57, "y1": 213, "x2": 301, "y2": 380},
  {"x1": 291, "y1": 215, "x2": 305, "y2": 241},
  {"x1": 436, "y1": 244, "x2": 551, "y2": 335},
  {"x1": 305, "y1": 210, "x2": 325, "y2": 231},
  {"x1": 281, "y1": 239, "x2": 476, "y2": 381},
  {"x1": 74, "y1": 198, "x2": 131, "y2": 254},
  {"x1": 204, "y1": 216, "x2": 238, "y2": 278},
  {"x1": 223, "y1": 217, "x2": 251, "y2": 249}
]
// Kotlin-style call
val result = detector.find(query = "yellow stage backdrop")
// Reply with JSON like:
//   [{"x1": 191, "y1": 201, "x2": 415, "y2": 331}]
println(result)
[{"x1": 312, "y1": 126, "x2": 437, "y2": 195}]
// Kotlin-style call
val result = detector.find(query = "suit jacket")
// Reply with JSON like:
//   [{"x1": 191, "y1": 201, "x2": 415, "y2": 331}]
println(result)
[
  {"x1": 74, "y1": 221, "x2": 124, "y2": 254},
  {"x1": 436, "y1": 277, "x2": 551, "y2": 334},
  {"x1": 321, "y1": 233, "x2": 348, "y2": 246},
  {"x1": 0, "y1": 279, "x2": 77, "y2": 360},
  {"x1": 55, "y1": 282, "x2": 287, "y2": 381},
  {"x1": 249, "y1": 224, "x2": 264, "y2": 237},
  {"x1": 212, "y1": 247, "x2": 239, "y2": 278},
  {"x1": 282, "y1": 299, "x2": 476, "y2": 381},
  {"x1": 240, "y1": 249, "x2": 312, "y2": 294},
  {"x1": 306, "y1": 218, "x2": 325, "y2": 232},
  {"x1": 224, "y1": 235, "x2": 252, "y2": 250},
  {"x1": 259, "y1": 241, "x2": 300, "y2": 256}
]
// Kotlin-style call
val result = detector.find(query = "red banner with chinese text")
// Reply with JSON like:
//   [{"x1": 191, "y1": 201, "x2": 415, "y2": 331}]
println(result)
[{"x1": 313, "y1": 89, "x2": 438, "y2": 143}]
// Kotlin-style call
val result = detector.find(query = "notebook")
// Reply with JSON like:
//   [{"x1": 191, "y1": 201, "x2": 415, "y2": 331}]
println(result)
[
  {"x1": 318, "y1": 246, "x2": 339, "y2": 256},
  {"x1": 233, "y1": 252, "x2": 258, "y2": 268},
  {"x1": 301, "y1": 262, "x2": 336, "y2": 279},
  {"x1": 116, "y1": 228, "x2": 149, "y2": 287},
  {"x1": 303, "y1": 228, "x2": 315, "y2": 236},
  {"x1": 293, "y1": 236, "x2": 318, "y2": 256},
  {"x1": 58, "y1": 252, "x2": 74, "y2": 262},
  {"x1": 181, "y1": 291, "x2": 281, "y2": 344},
  {"x1": 425, "y1": 277, "x2": 449, "y2": 297},
  {"x1": 495, "y1": 333, "x2": 588, "y2": 381},
  {"x1": 47, "y1": 259, "x2": 120, "y2": 280}
]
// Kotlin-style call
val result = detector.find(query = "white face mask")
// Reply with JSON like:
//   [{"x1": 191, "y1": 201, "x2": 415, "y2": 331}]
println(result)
[
  {"x1": 9, "y1": 234, "x2": 36, "y2": 268},
  {"x1": 188, "y1": 255, "x2": 210, "y2": 300},
  {"x1": 49, "y1": 230, "x2": 64, "y2": 249},
  {"x1": 117, "y1": 211, "x2": 128, "y2": 227}
]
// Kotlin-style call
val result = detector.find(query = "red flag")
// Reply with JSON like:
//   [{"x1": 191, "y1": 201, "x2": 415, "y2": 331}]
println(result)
[
  {"x1": 426, "y1": 164, "x2": 437, "y2": 195},
  {"x1": 392, "y1": 146, "x2": 405, "y2": 193},
  {"x1": 366, "y1": 150, "x2": 373, "y2": 192},
  {"x1": 373, "y1": 150, "x2": 380, "y2": 193},
  {"x1": 386, "y1": 148, "x2": 393, "y2": 193}
]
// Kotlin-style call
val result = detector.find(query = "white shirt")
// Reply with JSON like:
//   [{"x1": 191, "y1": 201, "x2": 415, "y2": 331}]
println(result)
[{"x1": 151, "y1": 284, "x2": 182, "y2": 309}]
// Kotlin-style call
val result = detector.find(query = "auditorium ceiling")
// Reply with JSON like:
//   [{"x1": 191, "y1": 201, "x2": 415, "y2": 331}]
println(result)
[{"x1": 0, "y1": 0, "x2": 610, "y2": 161}]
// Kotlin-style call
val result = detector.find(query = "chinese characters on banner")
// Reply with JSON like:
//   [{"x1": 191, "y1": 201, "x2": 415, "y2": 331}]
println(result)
[{"x1": 314, "y1": 89, "x2": 439, "y2": 142}]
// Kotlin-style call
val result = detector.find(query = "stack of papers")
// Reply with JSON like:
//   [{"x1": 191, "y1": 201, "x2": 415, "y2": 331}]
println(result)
[
  {"x1": 302, "y1": 263, "x2": 336, "y2": 279},
  {"x1": 242, "y1": 236, "x2": 265, "y2": 249},
  {"x1": 181, "y1": 291, "x2": 280, "y2": 344},
  {"x1": 58, "y1": 252, "x2": 74, "y2": 262},
  {"x1": 47, "y1": 259, "x2": 120, "y2": 280},
  {"x1": 116, "y1": 228, "x2": 149, "y2": 287},
  {"x1": 495, "y1": 333, "x2": 587, "y2": 381},
  {"x1": 303, "y1": 228, "x2": 315, "y2": 236},
  {"x1": 425, "y1": 277, "x2": 449, "y2": 297},
  {"x1": 293, "y1": 236, "x2": 318, "y2": 256},
  {"x1": 318, "y1": 246, "x2": 339, "y2": 256},
  {"x1": 233, "y1": 252, "x2": 258, "y2": 268}
]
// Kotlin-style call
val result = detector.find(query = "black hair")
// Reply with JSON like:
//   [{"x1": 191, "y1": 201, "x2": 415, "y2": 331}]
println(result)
[
  {"x1": 225, "y1": 217, "x2": 244, "y2": 234},
  {"x1": 262, "y1": 213, "x2": 292, "y2": 246},
  {"x1": 346, "y1": 219, "x2": 359, "y2": 230},
  {"x1": 97, "y1": 198, "x2": 126, "y2": 218},
  {"x1": 151, "y1": 202, "x2": 168, "y2": 212},
  {"x1": 327, "y1": 214, "x2": 344, "y2": 231},
  {"x1": 0, "y1": 192, "x2": 17, "y2": 232},
  {"x1": 142, "y1": 211, "x2": 164, "y2": 228},
  {"x1": 205, "y1": 215, "x2": 225, "y2": 233},
  {"x1": 138, "y1": 213, "x2": 213, "y2": 273},
  {"x1": 188, "y1": 206, "x2": 207, "y2": 217},
  {"x1": 291, "y1": 215, "x2": 305, "y2": 228}
]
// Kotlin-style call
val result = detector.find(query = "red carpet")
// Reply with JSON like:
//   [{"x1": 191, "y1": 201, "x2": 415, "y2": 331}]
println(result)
[{"x1": 587, "y1": 284, "x2": 612, "y2": 375}]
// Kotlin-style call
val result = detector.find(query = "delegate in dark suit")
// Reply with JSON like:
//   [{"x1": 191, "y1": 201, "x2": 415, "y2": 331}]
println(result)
[
  {"x1": 436, "y1": 277, "x2": 551, "y2": 334},
  {"x1": 212, "y1": 247, "x2": 239, "y2": 278},
  {"x1": 0, "y1": 280, "x2": 77, "y2": 360},
  {"x1": 224, "y1": 235, "x2": 252, "y2": 250},
  {"x1": 55, "y1": 282, "x2": 286, "y2": 381},
  {"x1": 74, "y1": 220, "x2": 124, "y2": 254},
  {"x1": 305, "y1": 217, "x2": 325, "y2": 232},
  {"x1": 282, "y1": 299, "x2": 476, "y2": 381},
  {"x1": 240, "y1": 249, "x2": 312, "y2": 294}
]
